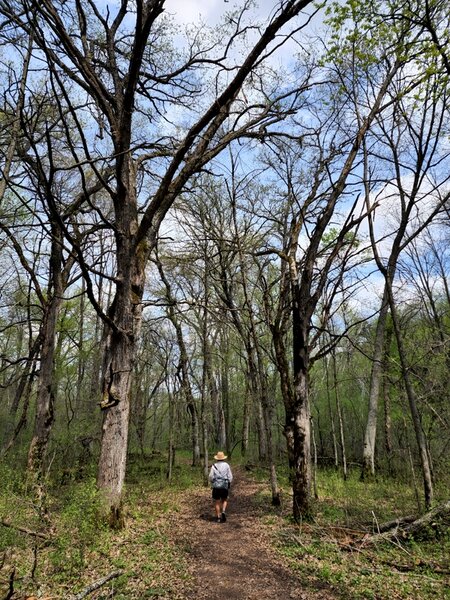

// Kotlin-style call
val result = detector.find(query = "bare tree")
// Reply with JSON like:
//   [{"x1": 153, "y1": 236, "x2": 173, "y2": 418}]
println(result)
[
  {"x1": 154, "y1": 250, "x2": 200, "y2": 467},
  {"x1": 361, "y1": 67, "x2": 450, "y2": 490},
  {"x1": 0, "y1": 0, "x2": 318, "y2": 524}
]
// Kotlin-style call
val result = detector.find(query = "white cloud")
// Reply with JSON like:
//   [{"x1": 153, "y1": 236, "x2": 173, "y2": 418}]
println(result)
[
  {"x1": 165, "y1": 0, "x2": 255, "y2": 26},
  {"x1": 164, "y1": 1, "x2": 318, "y2": 28},
  {"x1": 165, "y1": 0, "x2": 218, "y2": 24}
]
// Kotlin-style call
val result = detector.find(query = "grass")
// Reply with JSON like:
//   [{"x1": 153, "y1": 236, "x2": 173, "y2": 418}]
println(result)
[
  {"x1": 273, "y1": 468, "x2": 450, "y2": 600},
  {"x1": 0, "y1": 457, "x2": 448, "y2": 599},
  {"x1": 0, "y1": 454, "x2": 198, "y2": 599}
]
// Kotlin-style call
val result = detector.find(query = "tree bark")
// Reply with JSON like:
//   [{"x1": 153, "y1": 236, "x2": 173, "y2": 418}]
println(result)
[
  {"x1": 361, "y1": 286, "x2": 390, "y2": 479},
  {"x1": 289, "y1": 253, "x2": 315, "y2": 519},
  {"x1": 27, "y1": 226, "x2": 73, "y2": 508},
  {"x1": 97, "y1": 226, "x2": 148, "y2": 525}
]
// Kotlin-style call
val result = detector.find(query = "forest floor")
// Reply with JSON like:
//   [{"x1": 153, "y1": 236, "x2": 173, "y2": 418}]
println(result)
[
  {"x1": 1, "y1": 457, "x2": 449, "y2": 599},
  {"x1": 173, "y1": 466, "x2": 335, "y2": 600}
]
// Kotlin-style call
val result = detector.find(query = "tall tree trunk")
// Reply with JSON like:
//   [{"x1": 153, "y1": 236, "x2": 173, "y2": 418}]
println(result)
[
  {"x1": 385, "y1": 280, "x2": 434, "y2": 510},
  {"x1": 27, "y1": 295, "x2": 59, "y2": 477},
  {"x1": 292, "y1": 366, "x2": 312, "y2": 522},
  {"x1": 256, "y1": 394, "x2": 268, "y2": 461},
  {"x1": 311, "y1": 418, "x2": 319, "y2": 499},
  {"x1": 291, "y1": 290, "x2": 312, "y2": 521},
  {"x1": 285, "y1": 59, "x2": 402, "y2": 521},
  {"x1": 325, "y1": 357, "x2": 339, "y2": 469},
  {"x1": 271, "y1": 319, "x2": 295, "y2": 471},
  {"x1": 331, "y1": 351, "x2": 347, "y2": 480},
  {"x1": 383, "y1": 323, "x2": 393, "y2": 474},
  {"x1": 241, "y1": 383, "x2": 251, "y2": 458},
  {"x1": 97, "y1": 227, "x2": 148, "y2": 526},
  {"x1": 361, "y1": 285, "x2": 390, "y2": 479},
  {"x1": 27, "y1": 227, "x2": 69, "y2": 508},
  {"x1": 75, "y1": 281, "x2": 86, "y2": 411},
  {"x1": 166, "y1": 383, "x2": 175, "y2": 482},
  {"x1": 262, "y1": 397, "x2": 281, "y2": 505},
  {"x1": 200, "y1": 265, "x2": 211, "y2": 484}
]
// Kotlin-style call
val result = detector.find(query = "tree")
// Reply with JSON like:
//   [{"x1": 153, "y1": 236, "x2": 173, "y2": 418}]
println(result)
[
  {"x1": 154, "y1": 250, "x2": 200, "y2": 467},
  {"x1": 361, "y1": 72, "x2": 450, "y2": 482},
  {"x1": 346, "y1": 0, "x2": 450, "y2": 497},
  {"x1": 0, "y1": 0, "x2": 318, "y2": 524}
]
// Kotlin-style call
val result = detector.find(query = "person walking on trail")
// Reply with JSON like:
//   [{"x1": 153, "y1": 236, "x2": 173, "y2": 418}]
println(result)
[{"x1": 209, "y1": 451, "x2": 233, "y2": 523}]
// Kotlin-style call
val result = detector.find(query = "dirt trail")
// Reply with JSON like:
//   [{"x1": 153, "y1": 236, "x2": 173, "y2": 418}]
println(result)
[{"x1": 174, "y1": 468, "x2": 336, "y2": 600}]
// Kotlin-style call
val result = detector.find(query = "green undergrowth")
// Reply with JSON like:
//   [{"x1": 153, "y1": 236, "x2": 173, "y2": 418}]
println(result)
[
  {"x1": 0, "y1": 453, "x2": 198, "y2": 599},
  {"x1": 1, "y1": 457, "x2": 448, "y2": 599},
  {"x1": 268, "y1": 468, "x2": 450, "y2": 600}
]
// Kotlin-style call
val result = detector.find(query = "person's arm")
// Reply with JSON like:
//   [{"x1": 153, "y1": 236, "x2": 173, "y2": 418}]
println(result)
[
  {"x1": 227, "y1": 464, "x2": 233, "y2": 484},
  {"x1": 208, "y1": 465, "x2": 215, "y2": 483}
]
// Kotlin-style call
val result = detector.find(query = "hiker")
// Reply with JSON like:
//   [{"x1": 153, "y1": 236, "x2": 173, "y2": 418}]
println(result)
[{"x1": 209, "y1": 451, "x2": 233, "y2": 523}]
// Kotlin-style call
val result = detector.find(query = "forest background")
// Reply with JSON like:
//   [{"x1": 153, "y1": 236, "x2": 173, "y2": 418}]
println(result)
[{"x1": 0, "y1": 0, "x2": 449, "y2": 598}]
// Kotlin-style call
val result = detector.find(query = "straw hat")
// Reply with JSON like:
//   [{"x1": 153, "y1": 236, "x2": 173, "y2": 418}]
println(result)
[{"x1": 214, "y1": 451, "x2": 227, "y2": 460}]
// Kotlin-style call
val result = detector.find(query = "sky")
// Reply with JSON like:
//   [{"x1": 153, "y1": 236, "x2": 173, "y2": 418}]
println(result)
[{"x1": 165, "y1": 0, "x2": 281, "y2": 26}]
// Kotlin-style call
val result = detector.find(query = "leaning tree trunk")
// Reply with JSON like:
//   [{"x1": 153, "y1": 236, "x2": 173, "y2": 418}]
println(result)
[
  {"x1": 385, "y1": 280, "x2": 434, "y2": 510},
  {"x1": 2, "y1": 354, "x2": 37, "y2": 456},
  {"x1": 7, "y1": 335, "x2": 40, "y2": 419}
]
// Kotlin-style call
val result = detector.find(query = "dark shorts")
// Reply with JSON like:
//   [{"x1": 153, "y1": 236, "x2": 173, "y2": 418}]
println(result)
[{"x1": 212, "y1": 487, "x2": 229, "y2": 500}]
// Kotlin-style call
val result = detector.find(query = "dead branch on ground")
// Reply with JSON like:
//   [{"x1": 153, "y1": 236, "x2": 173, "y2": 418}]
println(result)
[
  {"x1": 69, "y1": 571, "x2": 123, "y2": 600},
  {"x1": 361, "y1": 501, "x2": 450, "y2": 545},
  {"x1": 0, "y1": 519, "x2": 48, "y2": 540}
]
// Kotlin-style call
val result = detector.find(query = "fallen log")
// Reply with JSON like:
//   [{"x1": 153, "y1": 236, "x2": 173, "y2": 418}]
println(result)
[
  {"x1": 400, "y1": 500, "x2": 450, "y2": 540},
  {"x1": 362, "y1": 500, "x2": 450, "y2": 545},
  {"x1": 69, "y1": 571, "x2": 123, "y2": 600},
  {"x1": 376, "y1": 515, "x2": 416, "y2": 533}
]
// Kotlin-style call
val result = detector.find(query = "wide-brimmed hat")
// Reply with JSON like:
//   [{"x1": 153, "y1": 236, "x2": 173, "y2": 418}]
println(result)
[{"x1": 214, "y1": 451, "x2": 227, "y2": 460}]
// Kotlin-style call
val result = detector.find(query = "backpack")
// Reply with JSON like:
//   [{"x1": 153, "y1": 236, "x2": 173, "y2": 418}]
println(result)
[{"x1": 212, "y1": 465, "x2": 229, "y2": 489}]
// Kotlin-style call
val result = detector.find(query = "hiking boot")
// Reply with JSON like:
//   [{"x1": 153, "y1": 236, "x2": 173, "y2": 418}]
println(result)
[
  {"x1": 216, "y1": 517, "x2": 221, "y2": 523},
  {"x1": 221, "y1": 512, "x2": 227, "y2": 522}
]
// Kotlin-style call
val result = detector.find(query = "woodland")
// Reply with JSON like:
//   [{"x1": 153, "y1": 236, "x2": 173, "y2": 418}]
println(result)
[{"x1": 0, "y1": 0, "x2": 449, "y2": 598}]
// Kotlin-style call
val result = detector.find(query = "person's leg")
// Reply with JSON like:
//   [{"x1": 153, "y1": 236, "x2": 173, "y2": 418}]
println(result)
[
  {"x1": 212, "y1": 489, "x2": 221, "y2": 521},
  {"x1": 221, "y1": 490, "x2": 229, "y2": 521},
  {"x1": 215, "y1": 499, "x2": 221, "y2": 519}
]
